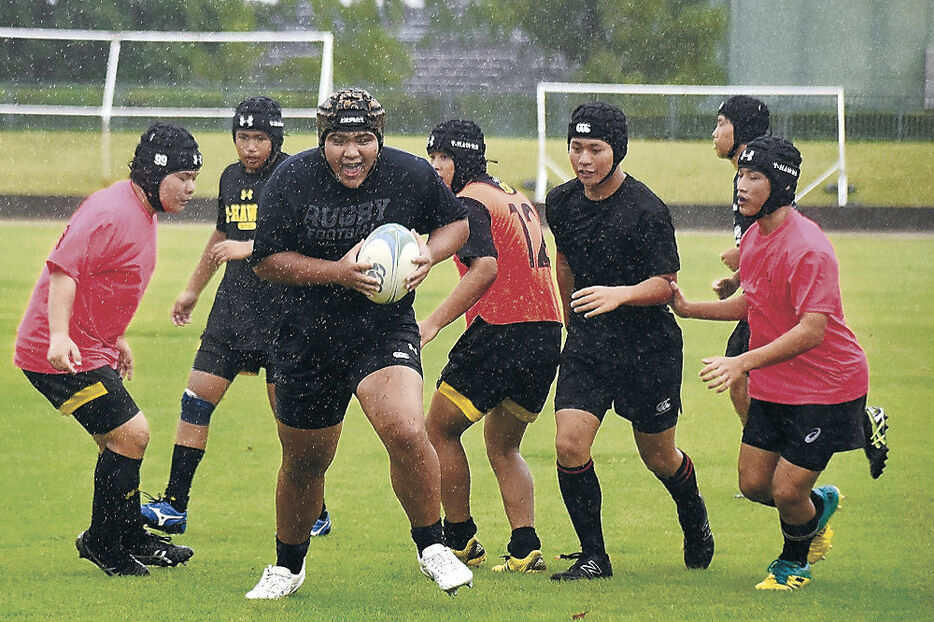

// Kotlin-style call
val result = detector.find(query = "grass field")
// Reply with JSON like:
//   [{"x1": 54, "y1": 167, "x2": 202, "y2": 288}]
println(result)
[
  {"x1": 1, "y1": 130, "x2": 933, "y2": 208},
  {"x1": 0, "y1": 221, "x2": 931, "y2": 621}
]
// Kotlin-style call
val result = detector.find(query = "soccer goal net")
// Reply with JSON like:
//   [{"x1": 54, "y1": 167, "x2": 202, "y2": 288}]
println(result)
[
  {"x1": 536, "y1": 83, "x2": 848, "y2": 206},
  {"x1": 0, "y1": 27, "x2": 333, "y2": 178}
]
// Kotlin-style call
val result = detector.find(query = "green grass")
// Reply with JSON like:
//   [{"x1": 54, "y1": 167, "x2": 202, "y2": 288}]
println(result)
[
  {"x1": 1, "y1": 130, "x2": 932, "y2": 207},
  {"x1": 0, "y1": 222, "x2": 931, "y2": 621}
]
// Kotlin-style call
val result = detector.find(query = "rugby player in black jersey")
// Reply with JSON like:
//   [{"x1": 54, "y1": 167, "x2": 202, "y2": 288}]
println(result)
[
  {"x1": 545, "y1": 102, "x2": 714, "y2": 581},
  {"x1": 245, "y1": 88, "x2": 473, "y2": 599}
]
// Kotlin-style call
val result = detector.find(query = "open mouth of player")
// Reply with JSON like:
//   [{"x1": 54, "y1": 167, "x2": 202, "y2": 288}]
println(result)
[{"x1": 341, "y1": 162, "x2": 366, "y2": 178}]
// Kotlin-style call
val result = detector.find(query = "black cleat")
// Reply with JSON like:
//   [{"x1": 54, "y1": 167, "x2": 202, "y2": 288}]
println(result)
[
  {"x1": 76, "y1": 531, "x2": 149, "y2": 577},
  {"x1": 125, "y1": 530, "x2": 194, "y2": 567},
  {"x1": 550, "y1": 552, "x2": 613, "y2": 581},
  {"x1": 679, "y1": 494, "x2": 715, "y2": 569},
  {"x1": 863, "y1": 406, "x2": 889, "y2": 479}
]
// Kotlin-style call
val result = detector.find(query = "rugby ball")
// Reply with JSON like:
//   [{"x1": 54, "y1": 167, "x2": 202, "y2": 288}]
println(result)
[{"x1": 357, "y1": 223, "x2": 421, "y2": 304}]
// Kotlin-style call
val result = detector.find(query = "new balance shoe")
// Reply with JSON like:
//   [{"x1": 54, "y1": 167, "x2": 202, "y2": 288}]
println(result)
[
  {"x1": 492, "y1": 549, "x2": 546, "y2": 573},
  {"x1": 140, "y1": 494, "x2": 187, "y2": 534},
  {"x1": 679, "y1": 494, "x2": 715, "y2": 569},
  {"x1": 310, "y1": 510, "x2": 332, "y2": 537},
  {"x1": 863, "y1": 405, "x2": 889, "y2": 479},
  {"x1": 419, "y1": 543, "x2": 473, "y2": 595},
  {"x1": 75, "y1": 530, "x2": 149, "y2": 577},
  {"x1": 755, "y1": 558, "x2": 811, "y2": 591},
  {"x1": 549, "y1": 552, "x2": 612, "y2": 581},
  {"x1": 125, "y1": 530, "x2": 194, "y2": 567},
  {"x1": 245, "y1": 563, "x2": 306, "y2": 600},
  {"x1": 450, "y1": 536, "x2": 486, "y2": 567},
  {"x1": 808, "y1": 525, "x2": 834, "y2": 564}
]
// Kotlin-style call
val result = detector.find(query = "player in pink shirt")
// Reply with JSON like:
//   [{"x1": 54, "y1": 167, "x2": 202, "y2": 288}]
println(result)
[
  {"x1": 14, "y1": 123, "x2": 202, "y2": 577},
  {"x1": 669, "y1": 136, "x2": 872, "y2": 591}
]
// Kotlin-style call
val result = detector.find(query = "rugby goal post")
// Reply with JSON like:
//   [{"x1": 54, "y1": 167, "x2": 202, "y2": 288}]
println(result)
[
  {"x1": 0, "y1": 27, "x2": 334, "y2": 178},
  {"x1": 536, "y1": 82, "x2": 848, "y2": 206}
]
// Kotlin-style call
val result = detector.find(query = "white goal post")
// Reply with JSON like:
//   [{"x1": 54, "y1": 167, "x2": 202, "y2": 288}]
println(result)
[
  {"x1": 536, "y1": 82, "x2": 848, "y2": 206},
  {"x1": 0, "y1": 27, "x2": 334, "y2": 177}
]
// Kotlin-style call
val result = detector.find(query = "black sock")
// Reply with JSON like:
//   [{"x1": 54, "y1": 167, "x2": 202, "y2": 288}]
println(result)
[
  {"x1": 318, "y1": 500, "x2": 328, "y2": 521},
  {"x1": 779, "y1": 491, "x2": 824, "y2": 565},
  {"x1": 507, "y1": 526, "x2": 541, "y2": 559},
  {"x1": 89, "y1": 449, "x2": 142, "y2": 549},
  {"x1": 657, "y1": 451, "x2": 707, "y2": 531},
  {"x1": 556, "y1": 459, "x2": 605, "y2": 555},
  {"x1": 442, "y1": 517, "x2": 477, "y2": 550},
  {"x1": 164, "y1": 444, "x2": 205, "y2": 512},
  {"x1": 411, "y1": 520, "x2": 444, "y2": 556},
  {"x1": 276, "y1": 536, "x2": 310, "y2": 575},
  {"x1": 122, "y1": 488, "x2": 146, "y2": 546}
]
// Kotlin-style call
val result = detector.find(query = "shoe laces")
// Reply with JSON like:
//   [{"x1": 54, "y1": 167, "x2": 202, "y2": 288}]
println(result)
[
  {"x1": 423, "y1": 547, "x2": 461, "y2": 575},
  {"x1": 259, "y1": 565, "x2": 297, "y2": 593}
]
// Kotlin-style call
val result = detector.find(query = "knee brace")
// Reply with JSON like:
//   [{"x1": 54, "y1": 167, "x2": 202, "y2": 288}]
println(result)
[{"x1": 180, "y1": 389, "x2": 216, "y2": 426}]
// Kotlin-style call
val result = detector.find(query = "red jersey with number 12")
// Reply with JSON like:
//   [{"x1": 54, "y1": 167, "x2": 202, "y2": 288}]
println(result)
[{"x1": 455, "y1": 178, "x2": 561, "y2": 327}]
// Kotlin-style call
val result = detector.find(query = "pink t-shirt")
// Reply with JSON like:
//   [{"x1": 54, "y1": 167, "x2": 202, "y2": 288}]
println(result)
[
  {"x1": 739, "y1": 210, "x2": 869, "y2": 404},
  {"x1": 14, "y1": 180, "x2": 158, "y2": 374}
]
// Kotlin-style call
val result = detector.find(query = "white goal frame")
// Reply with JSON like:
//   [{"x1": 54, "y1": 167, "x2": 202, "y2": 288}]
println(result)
[
  {"x1": 536, "y1": 82, "x2": 848, "y2": 206},
  {"x1": 0, "y1": 27, "x2": 334, "y2": 177}
]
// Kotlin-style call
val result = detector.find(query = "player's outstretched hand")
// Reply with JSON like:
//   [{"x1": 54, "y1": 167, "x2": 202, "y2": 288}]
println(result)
[
  {"x1": 712, "y1": 276, "x2": 739, "y2": 300},
  {"x1": 211, "y1": 240, "x2": 252, "y2": 263},
  {"x1": 720, "y1": 247, "x2": 740, "y2": 272},
  {"x1": 571, "y1": 285, "x2": 623, "y2": 318},
  {"x1": 338, "y1": 239, "x2": 380, "y2": 296},
  {"x1": 405, "y1": 230, "x2": 432, "y2": 291},
  {"x1": 115, "y1": 336, "x2": 134, "y2": 380},
  {"x1": 700, "y1": 355, "x2": 743, "y2": 393},
  {"x1": 47, "y1": 333, "x2": 81, "y2": 374},
  {"x1": 669, "y1": 281, "x2": 690, "y2": 317},
  {"x1": 172, "y1": 290, "x2": 199, "y2": 327}
]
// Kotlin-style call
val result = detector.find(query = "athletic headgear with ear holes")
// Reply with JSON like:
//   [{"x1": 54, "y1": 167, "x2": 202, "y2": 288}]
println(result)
[
  {"x1": 737, "y1": 135, "x2": 801, "y2": 219},
  {"x1": 317, "y1": 88, "x2": 385, "y2": 149},
  {"x1": 717, "y1": 96, "x2": 770, "y2": 158},
  {"x1": 129, "y1": 123, "x2": 202, "y2": 212},
  {"x1": 568, "y1": 102, "x2": 628, "y2": 185},
  {"x1": 232, "y1": 96, "x2": 284, "y2": 162},
  {"x1": 427, "y1": 119, "x2": 487, "y2": 193}
]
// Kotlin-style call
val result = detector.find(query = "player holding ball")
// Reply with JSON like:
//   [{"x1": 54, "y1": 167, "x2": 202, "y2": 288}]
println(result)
[{"x1": 245, "y1": 88, "x2": 472, "y2": 599}]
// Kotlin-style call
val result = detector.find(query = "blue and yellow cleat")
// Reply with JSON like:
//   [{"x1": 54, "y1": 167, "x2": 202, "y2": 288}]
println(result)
[
  {"x1": 755, "y1": 559, "x2": 811, "y2": 591},
  {"x1": 140, "y1": 495, "x2": 187, "y2": 534},
  {"x1": 807, "y1": 484, "x2": 841, "y2": 564}
]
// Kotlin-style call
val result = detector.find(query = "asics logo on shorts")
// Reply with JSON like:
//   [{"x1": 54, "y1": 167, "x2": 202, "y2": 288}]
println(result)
[
  {"x1": 656, "y1": 398, "x2": 672, "y2": 414},
  {"x1": 804, "y1": 428, "x2": 822, "y2": 443}
]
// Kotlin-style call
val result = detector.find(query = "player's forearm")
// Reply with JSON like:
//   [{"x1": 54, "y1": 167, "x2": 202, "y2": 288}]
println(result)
[
  {"x1": 425, "y1": 219, "x2": 469, "y2": 266},
  {"x1": 425, "y1": 257, "x2": 496, "y2": 332},
  {"x1": 186, "y1": 230, "x2": 226, "y2": 293},
  {"x1": 47, "y1": 271, "x2": 77, "y2": 337},
  {"x1": 679, "y1": 293, "x2": 747, "y2": 321},
  {"x1": 619, "y1": 274, "x2": 678, "y2": 307},
  {"x1": 737, "y1": 313, "x2": 826, "y2": 372},
  {"x1": 253, "y1": 251, "x2": 340, "y2": 286}
]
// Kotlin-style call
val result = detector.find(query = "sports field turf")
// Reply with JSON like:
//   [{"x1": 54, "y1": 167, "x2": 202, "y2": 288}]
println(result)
[{"x1": 0, "y1": 221, "x2": 930, "y2": 620}]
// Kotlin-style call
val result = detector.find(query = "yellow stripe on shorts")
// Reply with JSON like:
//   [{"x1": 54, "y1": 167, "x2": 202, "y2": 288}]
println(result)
[
  {"x1": 438, "y1": 382, "x2": 485, "y2": 423},
  {"x1": 59, "y1": 381, "x2": 108, "y2": 415},
  {"x1": 500, "y1": 398, "x2": 539, "y2": 424}
]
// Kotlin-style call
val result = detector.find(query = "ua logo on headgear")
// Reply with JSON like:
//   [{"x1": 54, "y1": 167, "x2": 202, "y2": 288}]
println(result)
[
  {"x1": 239, "y1": 114, "x2": 253, "y2": 128},
  {"x1": 576, "y1": 122, "x2": 591, "y2": 133},
  {"x1": 739, "y1": 149, "x2": 755, "y2": 162},
  {"x1": 427, "y1": 135, "x2": 435, "y2": 147},
  {"x1": 192, "y1": 153, "x2": 202, "y2": 166}
]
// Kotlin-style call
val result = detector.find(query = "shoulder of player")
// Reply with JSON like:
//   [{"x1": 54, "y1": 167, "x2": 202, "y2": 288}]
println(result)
[
  {"x1": 545, "y1": 178, "x2": 580, "y2": 206},
  {"x1": 377, "y1": 146, "x2": 435, "y2": 175}
]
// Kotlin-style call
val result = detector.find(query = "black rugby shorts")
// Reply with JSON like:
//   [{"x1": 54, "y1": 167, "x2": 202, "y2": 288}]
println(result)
[
  {"x1": 554, "y1": 345, "x2": 682, "y2": 434},
  {"x1": 23, "y1": 366, "x2": 140, "y2": 435},
  {"x1": 438, "y1": 319, "x2": 561, "y2": 420},
  {"x1": 742, "y1": 395, "x2": 867, "y2": 472},
  {"x1": 192, "y1": 335, "x2": 277, "y2": 382},
  {"x1": 275, "y1": 324, "x2": 422, "y2": 430},
  {"x1": 725, "y1": 320, "x2": 750, "y2": 358}
]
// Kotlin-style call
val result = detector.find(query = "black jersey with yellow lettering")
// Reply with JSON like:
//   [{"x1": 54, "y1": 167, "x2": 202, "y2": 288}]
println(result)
[
  {"x1": 546, "y1": 174, "x2": 681, "y2": 361},
  {"x1": 201, "y1": 152, "x2": 289, "y2": 350}
]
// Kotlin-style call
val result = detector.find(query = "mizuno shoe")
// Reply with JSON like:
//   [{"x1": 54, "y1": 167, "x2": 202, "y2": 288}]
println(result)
[
  {"x1": 245, "y1": 563, "x2": 306, "y2": 600},
  {"x1": 125, "y1": 530, "x2": 194, "y2": 567},
  {"x1": 140, "y1": 495, "x2": 187, "y2": 534},
  {"x1": 863, "y1": 405, "x2": 889, "y2": 479},
  {"x1": 755, "y1": 558, "x2": 811, "y2": 591},
  {"x1": 492, "y1": 549, "x2": 546, "y2": 573},
  {"x1": 450, "y1": 536, "x2": 487, "y2": 567},
  {"x1": 549, "y1": 552, "x2": 613, "y2": 581},
  {"x1": 310, "y1": 510, "x2": 332, "y2": 537},
  {"x1": 75, "y1": 531, "x2": 149, "y2": 577},
  {"x1": 419, "y1": 544, "x2": 473, "y2": 595}
]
